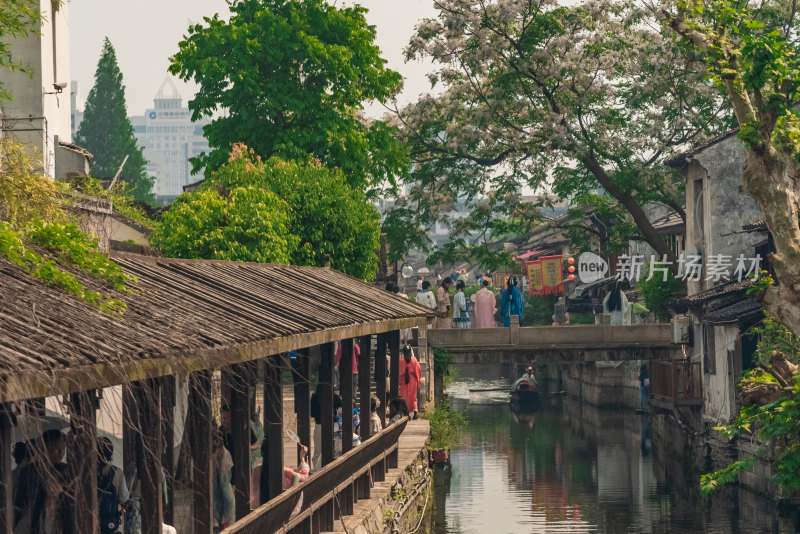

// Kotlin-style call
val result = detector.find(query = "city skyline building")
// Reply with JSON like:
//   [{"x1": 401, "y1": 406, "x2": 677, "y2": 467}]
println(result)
[
  {"x1": 129, "y1": 78, "x2": 210, "y2": 199},
  {"x1": 70, "y1": 80, "x2": 84, "y2": 140}
]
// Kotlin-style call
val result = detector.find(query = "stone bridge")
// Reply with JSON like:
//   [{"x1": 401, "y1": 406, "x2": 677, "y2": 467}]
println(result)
[{"x1": 427, "y1": 322, "x2": 688, "y2": 365}]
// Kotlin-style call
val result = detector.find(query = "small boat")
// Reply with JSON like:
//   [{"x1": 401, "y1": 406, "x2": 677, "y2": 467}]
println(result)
[{"x1": 510, "y1": 375, "x2": 540, "y2": 408}]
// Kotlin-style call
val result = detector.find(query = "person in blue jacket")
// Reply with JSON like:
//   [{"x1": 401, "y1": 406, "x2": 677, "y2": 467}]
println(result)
[{"x1": 500, "y1": 276, "x2": 525, "y2": 327}]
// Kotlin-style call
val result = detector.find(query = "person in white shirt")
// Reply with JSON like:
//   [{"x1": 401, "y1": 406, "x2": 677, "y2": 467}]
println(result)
[{"x1": 416, "y1": 281, "x2": 437, "y2": 310}]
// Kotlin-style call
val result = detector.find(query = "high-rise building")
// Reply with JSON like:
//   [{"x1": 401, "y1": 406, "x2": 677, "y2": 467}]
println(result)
[
  {"x1": 70, "y1": 81, "x2": 84, "y2": 140},
  {"x1": 129, "y1": 78, "x2": 211, "y2": 200}
]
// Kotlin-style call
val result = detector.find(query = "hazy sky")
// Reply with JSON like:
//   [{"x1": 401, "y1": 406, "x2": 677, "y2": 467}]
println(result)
[{"x1": 69, "y1": 0, "x2": 438, "y2": 118}]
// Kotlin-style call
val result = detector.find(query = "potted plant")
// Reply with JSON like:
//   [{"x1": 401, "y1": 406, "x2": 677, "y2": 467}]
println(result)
[{"x1": 427, "y1": 397, "x2": 466, "y2": 464}]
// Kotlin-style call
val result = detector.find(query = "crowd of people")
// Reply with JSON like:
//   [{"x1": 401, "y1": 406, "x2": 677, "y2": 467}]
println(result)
[
  {"x1": 407, "y1": 270, "x2": 526, "y2": 329},
  {"x1": 11, "y1": 429, "x2": 176, "y2": 534}
]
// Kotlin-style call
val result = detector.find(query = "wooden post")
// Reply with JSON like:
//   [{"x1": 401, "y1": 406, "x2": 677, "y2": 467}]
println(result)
[
  {"x1": 136, "y1": 379, "x2": 163, "y2": 534},
  {"x1": 319, "y1": 343, "x2": 335, "y2": 467},
  {"x1": 417, "y1": 328, "x2": 429, "y2": 411},
  {"x1": 160, "y1": 376, "x2": 176, "y2": 526},
  {"x1": 0, "y1": 405, "x2": 12, "y2": 534},
  {"x1": 262, "y1": 357, "x2": 283, "y2": 503},
  {"x1": 122, "y1": 384, "x2": 138, "y2": 477},
  {"x1": 389, "y1": 330, "x2": 401, "y2": 402},
  {"x1": 228, "y1": 364, "x2": 252, "y2": 518},
  {"x1": 374, "y1": 333, "x2": 388, "y2": 429},
  {"x1": 70, "y1": 389, "x2": 98, "y2": 534},
  {"x1": 189, "y1": 370, "x2": 213, "y2": 534},
  {"x1": 358, "y1": 335, "x2": 372, "y2": 442},
  {"x1": 341, "y1": 339, "x2": 354, "y2": 455},
  {"x1": 294, "y1": 349, "x2": 311, "y2": 465}
]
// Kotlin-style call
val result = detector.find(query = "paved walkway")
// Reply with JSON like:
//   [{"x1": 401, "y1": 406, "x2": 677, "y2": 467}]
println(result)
[{"x1": 332, "y1": 418, "x2": 429, "y2": 533}]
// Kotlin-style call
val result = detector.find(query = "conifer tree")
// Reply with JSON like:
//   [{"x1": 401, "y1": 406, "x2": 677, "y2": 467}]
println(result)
[{"x1": 75, "y1": 38, "x2": 154, "y2": 203}]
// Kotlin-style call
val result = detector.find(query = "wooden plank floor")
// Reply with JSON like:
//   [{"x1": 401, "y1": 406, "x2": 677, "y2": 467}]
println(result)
[
  {"x1": 267, "y1": 385, "x2": 430, "y2": 532},
  {"x1": 331, "y1": 418, "x2": 429, "y2": 533}
]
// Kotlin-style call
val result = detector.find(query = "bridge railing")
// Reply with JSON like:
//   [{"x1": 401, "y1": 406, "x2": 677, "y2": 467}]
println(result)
[
  {"x1": 651, "y1": 359, "x2": 702, "y2": 406},
  {"x1": 430, "y1": 323, "x2": 679, "y2": 348},
  {"x1": 223, "y1": 418, "x2": 407, "y2": 534}
]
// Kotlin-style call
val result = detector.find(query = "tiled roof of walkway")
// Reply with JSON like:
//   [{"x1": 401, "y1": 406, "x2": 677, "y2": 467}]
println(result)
[{"x1": 0, "y1": 254, "x2": 434, "y2": 402}]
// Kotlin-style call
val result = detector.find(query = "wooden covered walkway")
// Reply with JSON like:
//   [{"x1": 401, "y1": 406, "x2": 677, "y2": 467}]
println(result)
[{"x1": 0, "y1": 254, "x2": 435, "y2": 534}]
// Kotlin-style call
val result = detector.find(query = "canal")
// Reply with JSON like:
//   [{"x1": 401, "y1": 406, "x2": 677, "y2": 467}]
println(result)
[{"x1": 428, "y1": 365, "x2": 797, "y2": 534}]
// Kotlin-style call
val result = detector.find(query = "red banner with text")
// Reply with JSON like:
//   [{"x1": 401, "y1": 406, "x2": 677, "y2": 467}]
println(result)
[{"x1": 526, "y1": 255, "x2": 564, "y2": 296}]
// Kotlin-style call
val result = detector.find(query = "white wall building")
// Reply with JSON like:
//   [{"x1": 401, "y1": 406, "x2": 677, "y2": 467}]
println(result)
[
  {"x1": 0, "y1": 0, "x2": 73, "y2": 177},
  {"x1": 129, "y1": 79, "x2": 210, "y2": 199}
]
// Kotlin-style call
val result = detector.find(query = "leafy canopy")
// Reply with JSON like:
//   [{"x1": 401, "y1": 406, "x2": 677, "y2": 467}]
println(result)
[
  {"x1": 75, "y1": 38, "x2": 154, "y2": 204},
  {"x1": 151, "y1": 145, "x2": 382, "y2": 279},
  {"x1": 390, "y1": 0, "x2": 732, "y2": 264},
  {"x1": 169, "y1": 0, "x2": 407, "y2": 190}
]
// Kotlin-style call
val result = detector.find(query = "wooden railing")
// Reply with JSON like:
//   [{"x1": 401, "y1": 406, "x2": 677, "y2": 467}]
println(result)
[
  {"x1": 651, "y1": 359, "x2": 702, "y2": 406},
  {"x1": 223, "y1": 418, "x2": 408, "y2": 534}
]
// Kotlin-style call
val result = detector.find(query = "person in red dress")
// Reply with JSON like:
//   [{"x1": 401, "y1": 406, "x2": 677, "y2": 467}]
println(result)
[{"x1": 398, "y1": 345, "x2": 422, "y2": 419}]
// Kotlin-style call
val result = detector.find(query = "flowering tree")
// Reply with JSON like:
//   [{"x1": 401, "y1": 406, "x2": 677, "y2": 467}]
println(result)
[
  {"x1": 662, "y1": 0, "x2": 800, "y2": 335},
  {"x1": 392, "y1": 0, "x2": 732, "y2": 264}
]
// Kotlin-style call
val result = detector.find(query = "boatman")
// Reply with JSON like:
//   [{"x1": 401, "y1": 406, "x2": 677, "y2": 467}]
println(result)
[{"x1": 524, "y1": 366, "x2": 538, "y2": 389}]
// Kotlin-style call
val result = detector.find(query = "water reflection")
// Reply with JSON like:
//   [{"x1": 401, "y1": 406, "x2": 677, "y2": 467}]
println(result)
[{"x1": 431, "y1": 368, "x2": 795, "y2": 534}]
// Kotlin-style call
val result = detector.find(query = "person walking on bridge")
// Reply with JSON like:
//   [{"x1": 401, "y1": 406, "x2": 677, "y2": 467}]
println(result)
[
  {"x1": 437, "y1": 278, "x2": 453, "y2": 329},
  {"x1": 500, "y1": 276, "x2": 525, "y2": 327},
  {"x1": 398, "y1": 345, "x2": 422, "y2": 419},
  {"x1": 474, "y1": 278, "x2": 497, "y2": 328},
  {"x1": 452, "y1": 280, "x2": 471, "y2": 328},
  {"x1": 603, "y1": 281, "x2": 631, "y2": 325}
]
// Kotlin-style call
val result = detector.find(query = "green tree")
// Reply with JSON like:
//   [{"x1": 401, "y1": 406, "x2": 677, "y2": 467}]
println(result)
[
  {"x1": 151, "y1": 144, "x2": 381, "y2": 279},
  {"x1": 663, "y1": 0, "x2": 800, "y2": 336},
  {"x1": 75, "y1": 38, "x2": 154, "y2": 204},
  {"x1": 169, "y1": 0, "x2": 407, "y2": 190},
  {"x1": 391, "y1": 0, "x2": 732, "y2": 266},
  {"x1": 0, "y1": 0, "x2": 40, "y2": 104}
]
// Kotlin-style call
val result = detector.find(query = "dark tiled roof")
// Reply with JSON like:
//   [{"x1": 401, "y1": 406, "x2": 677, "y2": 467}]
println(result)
[
  {"x1": 57, "y1": 140, "x2": 93, "y2": 160},
  {"x1": 742, "y1": 218, "x2": 767, "y2": 232},
  {"x1": 0, "y1": 255, "x2": 433, "y2": 402},
  {"x1": 183, "y1": 179, "x2": 205, "y2": 192},
  {"x1": 680, "y1": 279, "x2": 753, "y2": 306},
  {"x1": 652, "y1": 212, "x2": 685, "y2": 235},
  {"x1": 665, "y1": 129, "x2": 740, "y2": 168},
  {"x1": 704, "y1": 298, "x2": 763, "y2": 325}
]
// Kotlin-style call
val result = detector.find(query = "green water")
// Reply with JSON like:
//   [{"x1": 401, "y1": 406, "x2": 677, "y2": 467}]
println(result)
[{"x1": 428, "y1": 369, "x2": 797, "y2": 534}]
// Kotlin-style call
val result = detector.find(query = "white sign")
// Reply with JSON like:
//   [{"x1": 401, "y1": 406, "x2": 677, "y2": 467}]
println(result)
[{"x1": 578, "y1": 252, "x2": 608, "y2": 283}]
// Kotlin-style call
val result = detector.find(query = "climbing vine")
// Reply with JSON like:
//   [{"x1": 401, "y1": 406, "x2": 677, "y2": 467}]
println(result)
[{"x1": 0, "y1": 139, "x2": 135, "y2": 314}]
